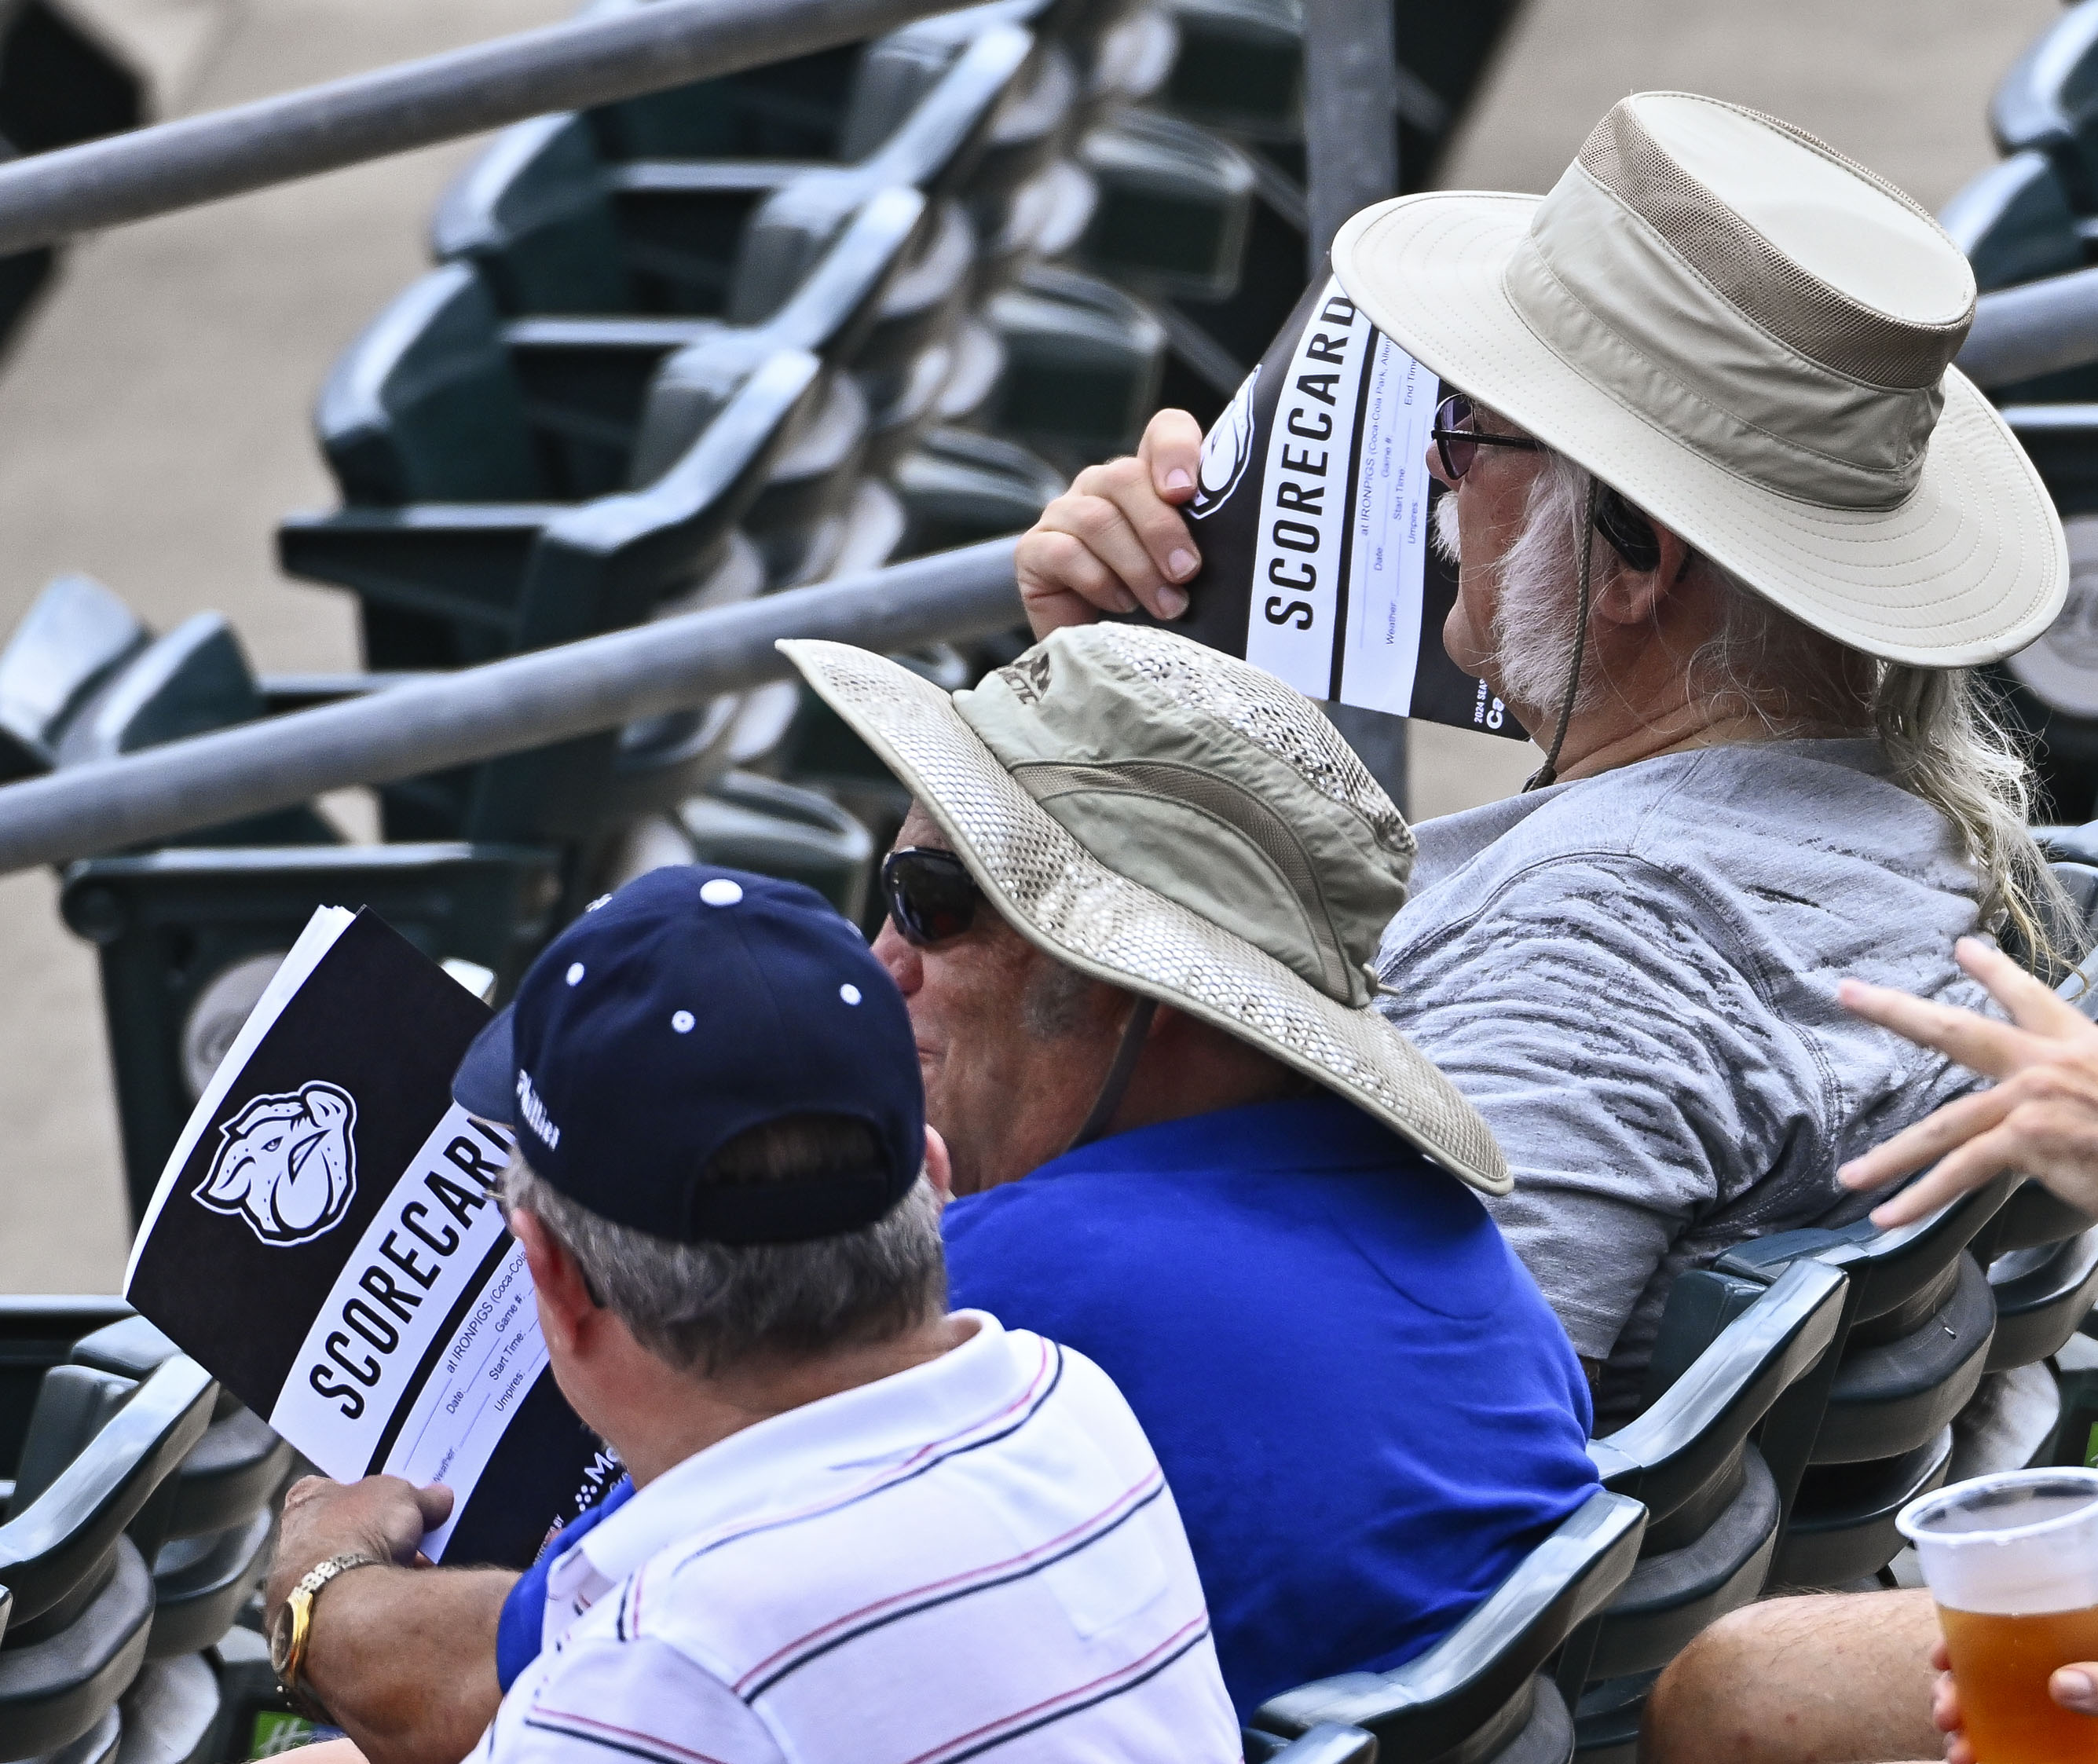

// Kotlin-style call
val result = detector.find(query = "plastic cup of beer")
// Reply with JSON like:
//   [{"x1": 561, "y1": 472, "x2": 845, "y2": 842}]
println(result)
[{"x1": 1898, "y1": 1468, "x2": 2098, "y2": 1763}]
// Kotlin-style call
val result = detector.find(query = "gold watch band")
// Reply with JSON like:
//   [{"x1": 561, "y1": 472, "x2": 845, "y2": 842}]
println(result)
[{"x1": 276, "y1": 1550, "x2": 383, "y2": 1722}]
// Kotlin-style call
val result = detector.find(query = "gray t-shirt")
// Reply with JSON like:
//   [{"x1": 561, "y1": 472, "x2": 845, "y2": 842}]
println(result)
[{"x1": 1376, "y1": 738, "x2": 1990, "y2": 1427}]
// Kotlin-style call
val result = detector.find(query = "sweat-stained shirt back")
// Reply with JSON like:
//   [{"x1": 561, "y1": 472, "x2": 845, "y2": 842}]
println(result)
[{"x1": 1376, "y1": 738, "x2": 1991, "y2": 1426}]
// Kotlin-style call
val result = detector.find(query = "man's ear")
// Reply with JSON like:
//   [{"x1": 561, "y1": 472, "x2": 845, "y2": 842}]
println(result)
[
  {"x1": 1593, "y1": 522, "x2": 1697, "y2": 628},
  {"x1": 511, "y1": 1207, "x2": 598, "y2": 1353},
  {"x1": 924, "y1": 1125, "x2": 953, "y2": 1199}
]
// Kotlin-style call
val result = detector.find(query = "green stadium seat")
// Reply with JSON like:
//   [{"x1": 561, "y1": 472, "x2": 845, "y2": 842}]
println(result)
[
  {"x1": 0, "y1": 1303, "x2": 134, "y2": 1488},
  {"x1": 1247, "y1": 1491, "x2": 1646, "y2": 1764},
  {"x1": 416, "y1": 185, "x2": 922, "y2": 496},
  {"x1": 60, "y1": 842, "x2": 563, "y2": 1213},
  {"x1": 983, "y1": 263, "x2": 1167, "y2": 466},
  {"x1": 1713, "y1": 1177, "x2": 2018, "y2": 1590},
  {"x1": 1076, "y1": 108, "x2": 1254, "y2": 301},
  {"x1": 0, "y1": 576, "x2": 147, "y2": 785},
  {"x1": 1941, "y1": 152, "x2": 2088, "y2": 293},
  {"x1": 1160, "y1": 0, "x2": 1301, "y2": 142},
  {"x1": 1992, "y1": 0, "x2": 2098, "y2": 207},
  {"x1": 585, "y1": 0, "x2": 1025, "y2": 170},
  {"x1": 682, "y1": 770, "x2": 877, "y2": 921},
  {"x1": 0, "y1": 1356, "x2": 214, "y2": 1761},
  {"x1": 49, "y1": 614, "x2": 339, "y2": 851},
  {"x1": 283, "y1": 315, "x2": 818, "y2": 664},
  {"x1": 1249, "y1": 1725, "x2": 1379, "y2": 1764},
  {"x1": 1569, "y1": 1261, "x2": 1848, "y2": 1762},
  {"x1": 892, "y1": 426, "x2": 1066, "y2": 556},
  {"x1": 437, "y1": 27, "x2": 1030, "y2": 324}
]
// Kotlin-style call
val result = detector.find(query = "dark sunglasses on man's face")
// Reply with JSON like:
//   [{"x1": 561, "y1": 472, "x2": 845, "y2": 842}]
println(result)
[
  {"x1": 882, "y1": 847, "x2": 983, "y2": 946},
  {"x1": 1431, "y1": 393, "x2": 1543, "y2": 481}
]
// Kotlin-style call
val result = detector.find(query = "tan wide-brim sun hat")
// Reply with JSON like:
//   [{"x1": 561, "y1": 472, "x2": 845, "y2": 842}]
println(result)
[
  {"x1": 781, "y1": 624, "x2": 1510, "y2": 1195},
  {"x1": 1331, "y1": 90, "x2": 2067, "y2": 668}
]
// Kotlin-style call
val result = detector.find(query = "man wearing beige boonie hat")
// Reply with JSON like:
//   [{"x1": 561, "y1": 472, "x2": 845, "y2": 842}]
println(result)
[
  {"x1": 778, "y1": 620, "x2": 1601, "y2": 1719},
  {"x1": 1017, "y1": 92, "x2": 2074, "y2": 1439}
]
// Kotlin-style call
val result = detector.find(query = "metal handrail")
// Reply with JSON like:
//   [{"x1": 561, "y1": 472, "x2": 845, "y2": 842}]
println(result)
[
  {"x1": 0, "y1": 0, "x2": 957, "y2": 257},
  {"x1": 1960, "y1": 268, "x2": 2098, "y2": 390},
  {"x1": 0, "y1": 539, "x2": 1023, "y2": 875}
]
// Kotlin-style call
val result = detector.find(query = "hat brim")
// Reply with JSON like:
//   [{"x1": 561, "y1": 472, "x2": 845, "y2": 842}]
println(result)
[
  {"x1": 1331, "y1": 191, "x2": 2067, "y2": 668},
  {"x1": 780, "y1": 638, "x2": 1511, "y2": 1197},
  {"x1": 452, "y1": 1006, "x2": 516, "y2": 1125}
]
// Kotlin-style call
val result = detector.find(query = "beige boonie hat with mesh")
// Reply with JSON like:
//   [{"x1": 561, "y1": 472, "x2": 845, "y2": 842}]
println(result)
[
  {"x1": 779, "y1": 624, "x2": 1508, "y2": 1195},
  {"x1": 1331, "y1": 90, "x2": 2067, "y2": 668}
]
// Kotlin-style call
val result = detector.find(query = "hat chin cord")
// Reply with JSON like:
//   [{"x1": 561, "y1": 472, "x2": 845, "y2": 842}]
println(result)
[
  {"x1": 1065, "y1": 994, "x2": 1159, "y2": 1153},
  {"x1": 1523, "y1": 476, "x2": 1599, "y2": 793}
]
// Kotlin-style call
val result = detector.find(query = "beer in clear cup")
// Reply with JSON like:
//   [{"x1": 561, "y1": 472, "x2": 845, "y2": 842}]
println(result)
[{"x1": 1898, "y1": 1468, "x2": 2098, "y2": 1763}]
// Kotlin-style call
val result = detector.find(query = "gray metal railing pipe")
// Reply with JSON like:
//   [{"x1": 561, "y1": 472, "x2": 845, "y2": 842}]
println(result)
[
  {"x1": 0, "y1": 0, "x2": 955, "y2": 257},
  {"x1": 0, "y1": 539, "x2": 1023, "y2": 876},
  {"x1": 1959, "y1": 269, "x2": 2098, "y2": 391}
]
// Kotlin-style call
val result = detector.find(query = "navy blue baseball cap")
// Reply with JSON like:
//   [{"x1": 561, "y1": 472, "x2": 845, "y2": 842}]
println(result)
[{"x1": 452, "y1": 866, "x2": 925, "y2": 1246}]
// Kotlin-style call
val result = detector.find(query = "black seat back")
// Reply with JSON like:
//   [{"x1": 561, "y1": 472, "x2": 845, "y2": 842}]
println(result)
[
  {"x1": 1250, "y1": 1490, "x2": 1646, "y2": 1763},
  {"x1": 0, "y1": 576, "x2": 148, "y2": 782},
  {"x1": 1991, "y1": 0, "x2": 2098, "y2": 207},
  {"x1": 314, "y1": 265, "x2": 547, "y2": 505},
  {"x1": 430, "y1": 114, "x2": 632, "y2": 316}
]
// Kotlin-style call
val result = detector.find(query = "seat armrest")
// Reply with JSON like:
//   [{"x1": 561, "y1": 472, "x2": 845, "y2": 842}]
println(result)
[
  {"x1": 1597, "y1": 1261, "x2": 1847, "y2": 1513},
  {"x1": 1251, "y1": 1491, "x2": 1646, "y2": 1749},
  {"x1": 0, "y1": 1356, "x2": 214, "y2": 1623}
]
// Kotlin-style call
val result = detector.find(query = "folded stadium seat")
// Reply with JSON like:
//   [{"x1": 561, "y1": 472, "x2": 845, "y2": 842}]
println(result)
[
  {"x1": 1243, "y1": 1491, "x2": 1647, "y2": 1764},
  {"x1": 628, "y1": 354, "x2": 878, "y2": 587},
  {"x1": 0, "y1": 1301, "x2": 135, "y2": 1490},
  {"x1": 280, "y1": 323, "x2": 818, "y2": 798},
  {"x1": 69, "y1": 1318, "x2": 288, "y2": 1664},
  {"x1": 891, "y1": 426, "x2": 1066, "y2": 555},
  {"x1": 423, "y1": 181, "x2": 925, "y2": 496},
  {"x1": 1940, "y1": 152, "x2": 2089, "y2": 293},
  {"x1": 1710, "y1": 1177, "x2": 2019, "y2": 1591},
  {"x1": 1157, "y1": 0, "x2": 1299, "y2": 143},
  {"x1": 59, "y1": 842, "x2": 563, "y2": 1215},
  {"x1": 965, "y1": 41, "x2": 1087, "y2": 285},
  {"x1": 1252, "y1": 1726, "x2": 1379, "y2": 1764},
  {"x1": 679, "y1": 772, "x2": 878, "y2": 921},
  {"x1": 46, "y1": 613, "x2": 341, "y2": 851},
  {"x1": 0, "y1": 1356, "x2": 215, "y2": 1762},
  {"x1": 1982, "y1": 532, "x2": 2098, "y2": 825},
  {"x1": 1567, "y1": 1261, "x2": 1849, "y2": 1763},
  {"x1": 1992, "y1": 0, "x2": 2098, "y2": 210},
  {"x1": 1968, "y1": 1182, "x2": 2098, "y2": 1376},
  {"x1": 0, "y1": 575, "x2": 147, "y2": 785},
  {"x1": 437, "y1": 24, "x2": 1029, "y2": 324},
  {"x1": 1075, "y1": 108, "x2": 1253, "y2": 302},
  {"x1": 981, "y1": 263, "x2": 1167, "y2": 468}
]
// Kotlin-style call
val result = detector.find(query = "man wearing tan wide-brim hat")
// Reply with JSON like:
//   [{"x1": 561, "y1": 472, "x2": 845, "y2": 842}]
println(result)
[{"x1": 1019, "y1": 93, "x2": 2071, "y2": 1436}]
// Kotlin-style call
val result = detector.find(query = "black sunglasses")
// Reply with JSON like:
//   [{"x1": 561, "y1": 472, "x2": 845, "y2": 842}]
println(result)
[
  {"x1": 1430, "y1": 393, "x2": 1543, "y2": 481},
  {"x1": 882, "y1": 847, "x2": 983, "y2": 946}
]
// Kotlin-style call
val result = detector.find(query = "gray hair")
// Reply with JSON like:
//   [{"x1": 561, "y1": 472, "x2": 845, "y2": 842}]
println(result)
[
  {"x1": 1438, "y1": 447, "x2": 2075, "y2": 975},
  {"x1": 503, "y1": 1115, "x2": 946, "y2": 1377}
]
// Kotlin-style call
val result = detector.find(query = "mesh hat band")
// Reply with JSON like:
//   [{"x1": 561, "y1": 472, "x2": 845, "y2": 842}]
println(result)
[
  {"x1": 1576, "y1": 97, "x2": 1971, "y2": 391},
  {"x1": 1506, "y1": 165, "x2": 1947, "y2": 510}
]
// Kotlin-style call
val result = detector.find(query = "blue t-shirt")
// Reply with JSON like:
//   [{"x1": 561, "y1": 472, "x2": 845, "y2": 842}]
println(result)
[{"x1": 498, "y1": 1096, "x2": 1598, "y2": 1715}]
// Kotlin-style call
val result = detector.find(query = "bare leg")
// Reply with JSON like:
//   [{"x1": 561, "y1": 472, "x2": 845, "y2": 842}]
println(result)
[{"x1": 1642, "y1": 1589, "x2": 1941, "y2": 1764}]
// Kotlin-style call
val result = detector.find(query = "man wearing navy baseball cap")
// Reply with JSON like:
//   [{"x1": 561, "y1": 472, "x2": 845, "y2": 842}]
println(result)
[{"x1": 262, "y1": 866, "x2": 1237, "y2": 1764}]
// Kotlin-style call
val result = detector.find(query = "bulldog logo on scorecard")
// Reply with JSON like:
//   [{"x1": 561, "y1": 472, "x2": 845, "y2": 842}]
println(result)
[
  {"x1": 1190, "y1": 365, "x2": 1258, "y2": 521},
  {"x1": 196, "y1": 1081, "x2": 359, "y2": 1246}
]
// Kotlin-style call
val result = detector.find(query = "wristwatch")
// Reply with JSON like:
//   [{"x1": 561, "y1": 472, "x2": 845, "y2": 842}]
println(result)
[{"x1": 269, "y1": 1551, "x2": 383, "y2": 1722}]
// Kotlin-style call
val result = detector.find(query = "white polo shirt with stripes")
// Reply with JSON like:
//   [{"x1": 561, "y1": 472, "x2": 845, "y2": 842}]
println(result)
[{"x1": 467, "y1": 1310, "x2": 1240, "y2": 1764}]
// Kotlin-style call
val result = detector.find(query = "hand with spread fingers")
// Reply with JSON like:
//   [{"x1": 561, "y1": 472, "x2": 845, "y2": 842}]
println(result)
[
  {"x1": 1837, "y1": 936, "x2": 2098, "y2": 1226},
  {"x1": 1015, "y1": 408, "x2": 1205, "y2": 638}
]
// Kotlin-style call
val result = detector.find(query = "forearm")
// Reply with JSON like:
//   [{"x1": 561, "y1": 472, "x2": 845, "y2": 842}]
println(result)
[{"x1": 305, "y1": 1565, "x2": 517, "y2": 1764}]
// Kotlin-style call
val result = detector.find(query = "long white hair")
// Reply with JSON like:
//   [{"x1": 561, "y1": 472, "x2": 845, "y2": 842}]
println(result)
[{"x1": 1436, "y1": 451, "x2": 2073, "y2": 973}]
